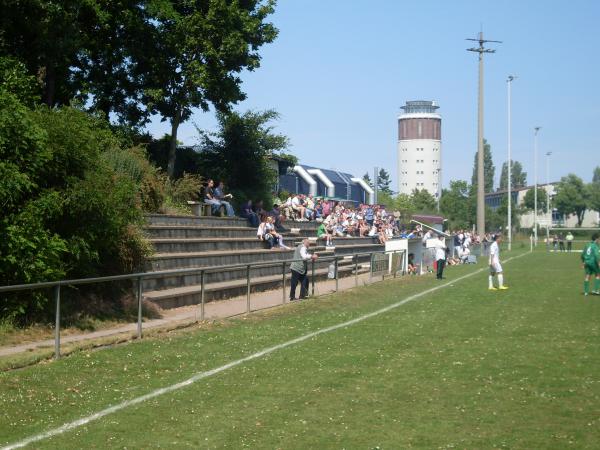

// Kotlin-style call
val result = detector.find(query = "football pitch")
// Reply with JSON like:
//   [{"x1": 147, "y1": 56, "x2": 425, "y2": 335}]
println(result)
[{"x1": 2, "y1": 248, "x2": 600, "y2": 449}]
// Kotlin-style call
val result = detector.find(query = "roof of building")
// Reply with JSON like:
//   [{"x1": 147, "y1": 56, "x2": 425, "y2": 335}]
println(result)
[
  {"x1": 299, "y1": 164, "x2": 357, "y2": 185},
  {"x1": 412, "y1": 214, "x2": 445, "y2": 225}
]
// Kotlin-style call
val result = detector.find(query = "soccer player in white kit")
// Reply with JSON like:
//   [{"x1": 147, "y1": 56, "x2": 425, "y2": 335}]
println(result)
[{"x1": 489, "y1": 234, "x2": 509, "y2": 290}]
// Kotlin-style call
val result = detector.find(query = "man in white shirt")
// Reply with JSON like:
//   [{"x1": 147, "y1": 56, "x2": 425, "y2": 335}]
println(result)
[
  {"x1": 433, "y1": 235, "x2": 447, "y2": 280},
  {"x1": 489, "y1": 234, "x2": 508, "y2": 290}
]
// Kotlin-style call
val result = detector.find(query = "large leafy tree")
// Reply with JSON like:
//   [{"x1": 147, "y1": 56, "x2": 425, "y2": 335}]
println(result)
[
  {"x1": 523, "y1": 187, "x2": 548, "y2": 212},
  {"x1": 363, "y1": 172, "x2": 373, "y2": 188},
  {"x1": 471, "y1": 139, "x2": 495, "y2": 194},
  {"x1": 440, "y1": 180, "x2": 471, "y2": 229},
  {"x1": 0, "y1": 0, "x2": 89, "y2": 106},
  {"x1": 411, "y1": 188, "x2": 437, "y2": 213},
  {"x1": 554, "y1": 174, "x2": 588, "y2": 226},
  {"x1": 499, "y1": 160, "x2": 527, "y2": 191},
  {"x1": 586, "y1": 166, "x2": 600, "y2": 217},
  {"x1": 593, "y1": 166, "x2": 600, "y2": 184},
  {"x1": 141, "y1": 0, "x2": 278, "y2": 177},
  {"x1": 197, "y1": 109, "x2": 290, "y2": 206}
]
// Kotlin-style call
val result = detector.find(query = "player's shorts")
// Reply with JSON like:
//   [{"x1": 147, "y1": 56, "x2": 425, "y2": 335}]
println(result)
[
  {"x1": 490, "y1": 261, "x2": 503, "y2": 274},
  {"x1": 584, "y1": 263, "x2": 599, "y2": 275}
]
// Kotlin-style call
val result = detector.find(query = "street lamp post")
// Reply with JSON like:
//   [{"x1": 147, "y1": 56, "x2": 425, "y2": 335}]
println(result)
[
  {"x1": 533, "y1": 127, "x2": 541, "y2": 245},
  {"x1": 507, "y1": 75, "x2": 516, "y2": 251}
]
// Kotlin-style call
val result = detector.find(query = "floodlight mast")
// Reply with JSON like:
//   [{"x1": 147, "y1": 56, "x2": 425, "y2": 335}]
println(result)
[{"x1": 466, "y1": 32, "x2": 501, "y2": 237}]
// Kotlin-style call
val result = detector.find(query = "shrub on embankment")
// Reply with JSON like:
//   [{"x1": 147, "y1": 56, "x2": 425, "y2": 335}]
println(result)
[{"x1": 0, "y1": 59, "x2": 158, "y2": 324}]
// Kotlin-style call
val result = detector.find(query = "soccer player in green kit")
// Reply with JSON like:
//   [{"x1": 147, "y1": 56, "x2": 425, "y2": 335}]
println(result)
[{"x1": 581, "y1": 233, "x2": 600, "y2": 296}]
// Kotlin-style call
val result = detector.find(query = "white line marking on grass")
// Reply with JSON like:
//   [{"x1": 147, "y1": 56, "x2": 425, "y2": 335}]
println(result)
[{"x1": 2, "y1": 252, "x2": 530, "y2": 450}]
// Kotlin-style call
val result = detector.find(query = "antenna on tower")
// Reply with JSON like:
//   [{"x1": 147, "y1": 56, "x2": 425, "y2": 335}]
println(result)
[{"x1": 466, "y1": 31, "x2": 502, "y2": 55}]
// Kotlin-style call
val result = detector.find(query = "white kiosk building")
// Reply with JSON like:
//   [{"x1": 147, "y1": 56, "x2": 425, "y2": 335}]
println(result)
[{"x1": 397, "y1": 100, "x2": 442, "y2": 197}]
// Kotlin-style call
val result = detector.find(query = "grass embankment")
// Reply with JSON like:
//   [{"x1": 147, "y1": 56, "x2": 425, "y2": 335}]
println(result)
[{"x1": 2, "y1": 248, "x2": 599, "y2": 448}]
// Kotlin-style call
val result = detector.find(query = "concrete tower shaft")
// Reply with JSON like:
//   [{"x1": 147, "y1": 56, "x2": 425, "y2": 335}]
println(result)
[{"x1": 397, "y1": 101, "x2": 442, "y2": 197}]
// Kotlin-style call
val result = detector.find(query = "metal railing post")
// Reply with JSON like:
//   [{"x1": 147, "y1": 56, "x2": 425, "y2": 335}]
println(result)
[
  {"x1": 354, "y1": 256, "x2": 358, "y2": 287},
  {"x1": 137, "y1": 276, "x2": 143, "y2": 339},
  {"x1": 200, "y1": 270, "x2": 205, "y2": 320},
  {"x1": 334, "y1": 258, "x2": 339, "y2": 292},
  {"x1": 54, "y1": 285, "x2": 61, "y2": 360},
  {"x1": 246, "y1": 265, "x2": 251, "y2": 313},
  {"x1": 311, "y1": 259, "x2": 316, "y2": 296},
  {"x1": 282, "y1": 262, "x2": 286, "y2": 304}
]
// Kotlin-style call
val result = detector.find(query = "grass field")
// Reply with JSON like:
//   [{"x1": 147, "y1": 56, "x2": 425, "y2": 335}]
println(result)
[{"x1": 2, "y1": 248, "x2": 600, "y2": 449}]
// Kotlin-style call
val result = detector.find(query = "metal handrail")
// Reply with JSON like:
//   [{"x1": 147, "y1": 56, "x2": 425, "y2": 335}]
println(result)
[
  {"x1": 0, "y1": 248, "x2": 406, "y2": 361},
  {"x1": 0, "y1": 250, "x2": 386, "y2": 293}
]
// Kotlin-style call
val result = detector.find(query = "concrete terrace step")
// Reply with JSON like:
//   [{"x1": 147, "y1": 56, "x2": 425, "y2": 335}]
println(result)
[
  {"x1": 149, "y1": 237, "x2": 267, "y2": 253},
  {"x1": 146, "y1": 214, "x2": 249, "y2": 227},
  {"x1": 147, "y1": 248, "x2": 293, "y2": 271},
  {"x1": 145, "y1": 225, "x2": 258, "y2": 239},
  {"x1": 146, "y1": 214, "x2": 321, "y2": 230},
  {"x1": 144, "y1": 261, "x2": 370, "y2": 308},
  {"x1": 142, "y1": 251, "x2": 342, "y2": 291}
]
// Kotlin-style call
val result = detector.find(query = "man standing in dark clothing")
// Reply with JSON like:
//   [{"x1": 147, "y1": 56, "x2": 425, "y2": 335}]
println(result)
[
  {"x1": 290, "y1": 238, "x2": 318, "y2": 300},
  {"x1": 433, "y1": 234, "x2": 447, "y2": 280}
]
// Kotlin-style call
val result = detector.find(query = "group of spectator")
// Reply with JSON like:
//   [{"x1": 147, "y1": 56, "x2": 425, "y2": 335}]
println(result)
[
  {"x1": 548, "y1": 232, "x2": 575, "y2": 252},
  {"x1": 203, "y1": 179, "x2": 235, "y2": 217}
]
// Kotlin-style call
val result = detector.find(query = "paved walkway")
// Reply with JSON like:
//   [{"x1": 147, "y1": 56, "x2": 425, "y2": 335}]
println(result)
[{"x1": 0, "y1": 271, "x2": 387, "y2": 357}]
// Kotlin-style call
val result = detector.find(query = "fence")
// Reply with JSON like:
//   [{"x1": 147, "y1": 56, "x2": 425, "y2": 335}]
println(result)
[{"x1": 0, "y1": 249, "x2": 407, "y2": 361}]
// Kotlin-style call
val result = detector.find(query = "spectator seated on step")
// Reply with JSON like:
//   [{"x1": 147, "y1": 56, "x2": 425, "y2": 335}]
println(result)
[
  {"x1": 407, "y1": 253, "x2": 417, "y2": 275},
  {"x1": 241, "y1": 199, "x2": 259, "y2": 227},
  {"x1": 264, "y1": 217, "x2": 289, "y2": 249},
  {"x1": 203, "y1": 179, "x2": 222, "y2": 215},
  {"x1": 213, "y1": 181, "x2": 234, "y2": 217},
  {"x1": 291, "y1": 194, "x2": 306, "y2": 221},
  {"x1": 253, "y1": 200, "x2": 268, "y2": 223},
  {"x1": 268, "y1": 203, "x2": 286, "y2": 231},
  {"x1": 304, "y1": 195, "x2": 316, "y2": 220},
  {"x1": 280, "y1": 195, "x2": 294, "y2": 220},
  {"x1": 317, "y1": 220, "x2": 333, "y2": 247}
]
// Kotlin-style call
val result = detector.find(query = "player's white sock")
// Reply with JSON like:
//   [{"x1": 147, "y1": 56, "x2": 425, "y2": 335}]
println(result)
[
  {"x1": 489, "y1": 275, "x2": 494, "y2": 289},
  {"x1": 498, "y1": 274, "x2": 504, "y2": 287}
]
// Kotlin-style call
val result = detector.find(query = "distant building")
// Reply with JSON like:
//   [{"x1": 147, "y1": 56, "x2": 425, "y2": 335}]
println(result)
[
  {"x1": 275, "y1": 161, "x2": 374, "y2": 204},
  {"x1": 397, "y1": 100, "x2": 442, "y2": 197},
  {"x1": 485, "y1": 183, "x2": 600, "y2": 228}
]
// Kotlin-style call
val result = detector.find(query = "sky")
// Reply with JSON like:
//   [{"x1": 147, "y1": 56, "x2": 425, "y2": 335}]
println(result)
[{"x1": 146, "y1": 0, "x2": 600, "y2": 192}]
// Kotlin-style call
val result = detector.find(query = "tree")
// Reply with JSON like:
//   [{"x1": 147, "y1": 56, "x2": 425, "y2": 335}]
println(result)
[
  {"x1": 553, "y1": 174, "x2": 588, "y2": 226},
  {"x1": 499, "y1": 160, "x2": 527, "y2": 191},
  {"x1": 378, "y1": 168, "x2": 393, "y2": 195},
  {"x1": 439, "y1": 180, "x2": 471, "y2": 229},
  {"x1": 523, "y1": 187, "x2": 548, "y2": 212},
  {"x1": 471, "y1": 139, "x2": 495, "y2": 193},
  {"x1": 393, "y1": 193, "x2": 415, "y2": 220},
  {"x1": 586, "y1": 166, "x2": 600, "y2": 218},
  {"x1": 140, "y1": 1, "x2": 278, "y2": 177},
  {"x1": 197, "y1": 110, "x2": 290, "y2": 207},
  {"x1": 411, "y1": 189, "x2": 437, "y2": 213},
  {"x1": 363, "y1": 172, "x2": 373, "y2": 188}
]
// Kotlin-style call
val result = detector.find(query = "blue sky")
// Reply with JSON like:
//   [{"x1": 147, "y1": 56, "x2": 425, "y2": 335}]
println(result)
[{"x1": 146, "y1": 0, "x2": 600, "y2": 191}]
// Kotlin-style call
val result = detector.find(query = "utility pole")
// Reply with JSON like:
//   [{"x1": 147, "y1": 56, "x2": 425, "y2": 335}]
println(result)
[
  {"x1": 546, "y1": 151, "x2": 552, "y2": 224},
  {"x1": 467, "y1": 31, "x2": 501, "y2": 236},
  {"x1": 533, "y1": 127, "x2": 541, "y2": 245},
  {"x1": 507, "y1": 75, "x2": 516, "y2": 250}
]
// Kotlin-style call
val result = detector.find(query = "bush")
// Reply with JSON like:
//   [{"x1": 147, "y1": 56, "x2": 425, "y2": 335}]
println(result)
[{"x1": 0, "y1": 68, "x2": 154, "y2": 322}]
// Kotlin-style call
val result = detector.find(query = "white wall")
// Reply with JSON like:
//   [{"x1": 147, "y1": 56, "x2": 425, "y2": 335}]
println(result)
[{"x1": 397, "y1": 138, "x2": 441, "y2": 196}]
